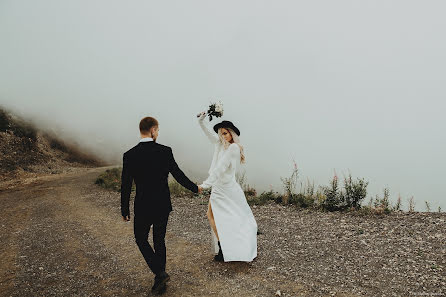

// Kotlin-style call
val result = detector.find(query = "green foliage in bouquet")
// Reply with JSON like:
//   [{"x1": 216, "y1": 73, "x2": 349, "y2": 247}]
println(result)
[{"x1": 206, "y1": 102, "x2": 223, "y2": 121}]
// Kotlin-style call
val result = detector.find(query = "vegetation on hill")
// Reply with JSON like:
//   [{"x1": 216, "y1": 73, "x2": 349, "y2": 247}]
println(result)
[
  {"x1": 95, "y1": 162, "x2": 441, "y2": 215},
  {"x1": 0, "y1": 107, "x2": 105, "y2": 177}
]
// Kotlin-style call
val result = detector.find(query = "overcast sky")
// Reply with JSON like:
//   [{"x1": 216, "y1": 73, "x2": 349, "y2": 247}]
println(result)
[{"x1": 1, "y1": 0, "x2": 445, "y2": 211}]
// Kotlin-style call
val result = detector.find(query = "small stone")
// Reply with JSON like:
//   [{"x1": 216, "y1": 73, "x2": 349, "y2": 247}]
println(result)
[
  {"x1": 267, "y1": 266, "x2": 276, "y2": 270},
  {"x1": 275, "y1": 290, "x2": 282, "y2": 296}
]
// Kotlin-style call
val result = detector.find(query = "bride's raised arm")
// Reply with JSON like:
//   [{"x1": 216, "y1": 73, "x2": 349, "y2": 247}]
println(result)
[
  {"x1": 198, "y1": 112, "x2": 219, "y2": 144},
  {"x1": 199, "y1": 143, "x2": 239, "y2": 189}
]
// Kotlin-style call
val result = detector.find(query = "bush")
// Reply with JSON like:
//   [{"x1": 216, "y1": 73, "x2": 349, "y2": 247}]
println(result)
[
  {"x1": 343, "y1": 173, "x2": 369, "y2": 210},
  {"x1": 289, "y1": 193, "x2": 315, "y2": 208},
  {"x1": 320, "y1": 173, "x2": 370, "y2": 212},
  {"x1": 95, "y1": 168, "x2": 127, "y2": 192},
  {"x1": 168, "y1": 179, "x2": 196, "y2": 197},
  {"x1": 244, "y1": 186, "x2": 257, "y2": 197},
  {"x1": 321, "y1": 174, "x2": 346, "y2": 211},
  {"x1": 247, "y1": 190, "x2": 279, "y2": 206}
]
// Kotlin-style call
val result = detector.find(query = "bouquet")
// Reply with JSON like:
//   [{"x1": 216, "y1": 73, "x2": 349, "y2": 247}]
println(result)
[{"x1": 196, "y1": 101, "x2": 224, "y2": 121}]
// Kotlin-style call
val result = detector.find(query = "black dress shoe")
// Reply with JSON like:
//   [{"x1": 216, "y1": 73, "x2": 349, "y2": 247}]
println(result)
[
  {"x1": 155, "y1": 283, "x2": 167, "y2": 295},
  {"x1": 152, "y1": 271, "x2": 170, "y2": 293},
  {"x1": 214, "y1": 241, "x2": 224, "y2": 262}
]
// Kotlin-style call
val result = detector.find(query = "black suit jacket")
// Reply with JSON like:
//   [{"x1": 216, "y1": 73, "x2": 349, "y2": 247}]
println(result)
[{"x1": 120, "y1": 141, "x2": 198, "y2": 219}]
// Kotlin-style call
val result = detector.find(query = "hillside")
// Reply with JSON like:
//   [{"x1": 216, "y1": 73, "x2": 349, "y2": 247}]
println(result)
[{"x1": 0, "y1": 107, "x2": 106, "y2": 181}]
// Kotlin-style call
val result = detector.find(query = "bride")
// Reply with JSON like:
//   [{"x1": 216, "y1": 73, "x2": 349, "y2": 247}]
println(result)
[{"x1": 197, "y1": 112, "x2": 257, "y2": 262}]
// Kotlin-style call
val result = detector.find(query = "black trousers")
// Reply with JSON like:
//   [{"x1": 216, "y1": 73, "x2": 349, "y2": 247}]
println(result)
[{"x1": 133, "y1": 213, "x2": 169, "y2": 275}]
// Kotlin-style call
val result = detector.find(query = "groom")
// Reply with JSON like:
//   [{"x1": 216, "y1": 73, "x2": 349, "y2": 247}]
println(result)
[{"x1": 121, "y1": 116, "x2": 202, "y2": 294}]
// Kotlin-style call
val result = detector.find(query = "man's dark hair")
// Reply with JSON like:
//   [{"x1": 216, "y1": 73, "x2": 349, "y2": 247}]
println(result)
[{"x1": 139, "y1": 117, "x2": 158, "y2": 134}]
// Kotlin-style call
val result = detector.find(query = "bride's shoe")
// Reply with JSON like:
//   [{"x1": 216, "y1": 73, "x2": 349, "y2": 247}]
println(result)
[{"x1": 214, "y1": 241, "x2": 224, "y2": 262}]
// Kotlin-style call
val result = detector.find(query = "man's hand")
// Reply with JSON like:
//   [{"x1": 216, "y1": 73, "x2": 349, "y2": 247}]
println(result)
[
  {"x1": 122, "y1": 215, "x2": 130, "y2": 222},
  {"x1": 198, "y1": 186, "x2": 203, "y2": 193}
]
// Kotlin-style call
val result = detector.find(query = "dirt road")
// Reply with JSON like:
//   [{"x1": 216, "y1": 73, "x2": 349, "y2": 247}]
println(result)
[
  {"x1": 1, "y1": 168, "x2": 444, "y2": 297},
  {"x1": 0, "y1": 168, "x2": 321, "y2": 297}
]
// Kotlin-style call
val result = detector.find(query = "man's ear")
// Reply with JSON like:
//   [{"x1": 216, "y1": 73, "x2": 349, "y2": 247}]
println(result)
[{"x1": 150, "y1": 127, "x2": 156, "y2": 137}]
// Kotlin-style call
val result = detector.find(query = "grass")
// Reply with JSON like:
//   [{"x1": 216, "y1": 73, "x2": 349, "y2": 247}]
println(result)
[
  {"x1": 168, "y1": 178, "x2": 196, "y2": 197},
  {"x1": 247, "y1": 190, "x2": 281, "y2": 206},
  {"x1": 94, "y1": 163, "x2": 441, "y2": 215},
  {"x1": 95, "y1": 168, "x2": 125, "y2": 192},
  {"x1": 245, "y1": 163, "x2": 440, "y2": 214}
]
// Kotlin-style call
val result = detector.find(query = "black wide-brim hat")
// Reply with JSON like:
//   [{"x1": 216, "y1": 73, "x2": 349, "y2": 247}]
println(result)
[{"x1": 213, "y1": 120, "x2": 240, "y2": 136}]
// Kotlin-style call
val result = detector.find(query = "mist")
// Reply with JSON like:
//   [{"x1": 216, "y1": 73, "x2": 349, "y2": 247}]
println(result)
[{"x1": 1, "y1": 0, "x2": 445, "y2": 211}]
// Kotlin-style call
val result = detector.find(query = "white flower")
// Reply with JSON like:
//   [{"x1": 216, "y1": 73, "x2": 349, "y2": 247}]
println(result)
[{"x1": 215, "y1": 102, "x2": 224, "y2": 113}]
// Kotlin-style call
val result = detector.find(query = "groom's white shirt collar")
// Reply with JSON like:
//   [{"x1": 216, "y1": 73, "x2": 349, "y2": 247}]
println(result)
[{"x1": 140, "y1": 137, "x2": 153, "y2": 142}]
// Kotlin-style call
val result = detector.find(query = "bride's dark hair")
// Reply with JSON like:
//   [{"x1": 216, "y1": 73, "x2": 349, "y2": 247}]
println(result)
[{"x1": 218, "y1": 128, "x2": 246, "y2": 164}]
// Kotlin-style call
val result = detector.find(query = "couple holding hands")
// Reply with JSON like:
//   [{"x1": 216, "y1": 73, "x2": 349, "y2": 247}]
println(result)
[{"x1": 120, "y1": 112, "x2": 257, "y2": 294}]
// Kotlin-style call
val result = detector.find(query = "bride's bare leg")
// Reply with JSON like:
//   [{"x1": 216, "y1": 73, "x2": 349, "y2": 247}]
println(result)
[{"x1": 207, "y1": 202, "x2": 219, "y2": 241}]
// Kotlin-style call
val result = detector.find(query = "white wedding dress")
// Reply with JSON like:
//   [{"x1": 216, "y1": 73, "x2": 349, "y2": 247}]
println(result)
[{"x1": 198, "y1": 115, "x2": 257, "y2": 262}]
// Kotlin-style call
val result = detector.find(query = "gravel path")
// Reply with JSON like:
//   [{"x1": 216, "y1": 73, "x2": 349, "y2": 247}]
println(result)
[{"x1": 0, "y1": 167, "x2": 444, "y2": 297}]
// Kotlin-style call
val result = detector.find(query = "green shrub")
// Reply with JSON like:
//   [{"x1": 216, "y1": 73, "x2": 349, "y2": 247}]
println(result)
[
  {"x1": 95, "y1": 168, "x2": 127, "y2": 192},
  {"x1": 244, "y1": 186, "x2": 257, "y2": 197},
  {"x1": 343, "y1": 173, "x2": 369, "y2": 210},
  {"x1": 289, "y1": 193, "x2": 315, "y2": 208},
  {"x1": 259, "y1": 190, "x2": 278, "y2": 202},
  {"x1": 247, "y1": 190, "x2": 279, "y2": 205},
  {"x1": 321, "y1": 174, "x2": 346, "y2": 211},
  {"x1": 168, "y1": 179, "x2": 196, "y2": 197},
  {"x1": 320, "y1": 173, "x2": 370, "y2": 212}
]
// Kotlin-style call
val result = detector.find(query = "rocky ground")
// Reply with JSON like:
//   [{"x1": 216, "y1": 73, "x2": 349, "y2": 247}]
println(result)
[{"x1": 0, "y1": 167, "x2": 444, "y2": 297}]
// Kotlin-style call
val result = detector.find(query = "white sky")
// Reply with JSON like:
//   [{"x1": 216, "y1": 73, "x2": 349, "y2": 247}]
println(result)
[{"x1": 1, "y1": 0, "x2": 445, "y2": 211}]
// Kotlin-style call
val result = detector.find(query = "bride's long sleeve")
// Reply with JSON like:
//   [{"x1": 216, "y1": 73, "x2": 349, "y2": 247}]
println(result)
[
  {"x1": 200, "y1": 143, "x2": 239, "y2": 189},
  {"x1": 198, "y1": 114, "x2": 219, "y2": 144}
]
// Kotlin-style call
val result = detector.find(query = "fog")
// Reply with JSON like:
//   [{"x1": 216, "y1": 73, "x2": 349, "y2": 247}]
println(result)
[{"x1": 1, "y1": 0, "x2": 445, "y2": 211}]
